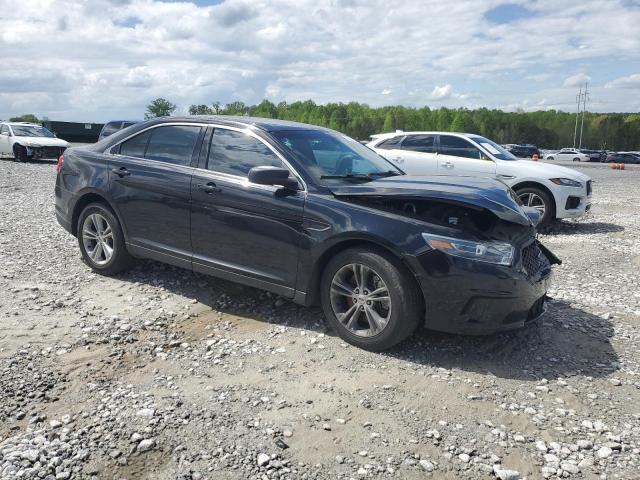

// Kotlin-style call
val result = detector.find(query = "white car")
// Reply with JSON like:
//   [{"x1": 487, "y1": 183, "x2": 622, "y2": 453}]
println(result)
[
  {"x1": 367, "y1": 131, "x2": 592, "y2": 227},
  {"x1": 0, "y1": 122, "x2": 69, "y2": 162},
  {"x1": 545, "y1": 148, "x2": 590, "y2": 162}
]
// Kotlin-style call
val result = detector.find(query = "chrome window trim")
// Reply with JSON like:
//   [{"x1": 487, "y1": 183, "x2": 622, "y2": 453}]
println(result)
[{"x1": 109, "y1": 122, "x2": 307, "y2": 192}]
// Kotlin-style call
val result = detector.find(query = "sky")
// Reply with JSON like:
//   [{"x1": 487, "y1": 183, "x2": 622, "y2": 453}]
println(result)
[{"x1": 1, "y1": 0, "x2": 640, "y2": 122}]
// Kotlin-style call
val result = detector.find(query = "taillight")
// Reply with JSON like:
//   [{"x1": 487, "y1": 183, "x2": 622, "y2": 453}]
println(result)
[{"x1": 56, "y1": 154, "x2": 64, "y2": 173}]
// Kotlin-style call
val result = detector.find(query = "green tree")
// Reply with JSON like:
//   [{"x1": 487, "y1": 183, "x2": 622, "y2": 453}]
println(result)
[
  {"x1": 9, "y1": 114, "x2": 40, "y2": 123},
  {"x1": 145, "y1": 98, "x2": 176, "y2": 119},
  {"x1": 189, "y1": 104, "x2": 213, "y2": 115}
]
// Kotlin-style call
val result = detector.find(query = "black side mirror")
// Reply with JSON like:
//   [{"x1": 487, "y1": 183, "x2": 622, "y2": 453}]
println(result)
[{"x1": 248, "y1": 166, "x2": 299, "y2": 191}]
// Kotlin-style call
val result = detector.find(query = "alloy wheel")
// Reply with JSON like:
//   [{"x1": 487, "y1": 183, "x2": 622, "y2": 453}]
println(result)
[
  {"x1": 518, "y1": 192, "x2": 546, "y2": 215},
  {"x1": 82, "y1": 213, "x2": 114, "y2": 266},
  {"x1": 329, "y1": 263, "x2": 391, "y2": 337}
]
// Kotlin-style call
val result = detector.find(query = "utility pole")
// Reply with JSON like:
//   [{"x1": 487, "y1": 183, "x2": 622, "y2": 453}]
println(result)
[
  {"x1": 573, "y1": 86, "x2": 582, "y2": 148},
  {"x1": 579, "y1": 83, "x2": 589, "y2": 149}
]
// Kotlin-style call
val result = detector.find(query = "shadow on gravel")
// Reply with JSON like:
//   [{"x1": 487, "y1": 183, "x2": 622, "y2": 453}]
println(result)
[
  {"x1": 384, "y1": 299, "x2": 619, "y2": 380},
  {"x1": 115, "y1": 262, "x2": 619, "y2": 381},
  {"x1": 544, "y1": 221, "x2": 624, "y2": 235}
]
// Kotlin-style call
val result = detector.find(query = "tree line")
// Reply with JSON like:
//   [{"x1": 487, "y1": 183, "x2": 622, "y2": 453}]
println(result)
[
  {"x1": 144, "y1": 98, "x2": 640, "y2": 151},
  {"x1": 10, "y1": 97, "x2": 639, "y2": 150}
]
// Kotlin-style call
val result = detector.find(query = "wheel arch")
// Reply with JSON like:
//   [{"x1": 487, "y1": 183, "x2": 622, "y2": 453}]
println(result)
[
  {"x1": 304, "y1": 236, "x2": 423, "y2": 308},
  {"x1": 71, "y1": 190, "x2": 126, "y2": 239},
  {"x1": 511, "y1": 181, "x2": 557, "y2": 218}
]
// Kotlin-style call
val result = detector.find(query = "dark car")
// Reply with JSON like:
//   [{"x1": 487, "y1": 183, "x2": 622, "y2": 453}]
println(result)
[
  {"x1": 98, "y1": 120, "x2": 140, "y2": 141},
  {"x1": 606, "y1": 152, "x2": 640, "y2": 164},
  {"x1": 55, "y1": 117, "x2": 559, "y2": 351},
  {"x1": 579, "y1": 149, "x2": 606, "y2": 162},
  {"x1": 505, "y1": 144, "x2": 541, "y2": 159}
]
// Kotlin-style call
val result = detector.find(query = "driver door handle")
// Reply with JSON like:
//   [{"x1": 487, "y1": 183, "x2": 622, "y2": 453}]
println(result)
[
  {"x1": 442, "y1": 161, "x2": 454, "y2": 169},
  {"x1": 111, "y1": 167, "x2": 131, "y2": 177},
  {"x1": 197, "y1": 182, "x2": 221, "y2": 194}
]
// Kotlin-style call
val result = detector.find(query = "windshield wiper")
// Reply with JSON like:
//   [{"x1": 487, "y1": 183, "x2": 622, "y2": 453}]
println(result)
[
  {"x1": 367, "y1": 170, "x2": 402, "y2": 178},
  {"x1": 320, "y1": 171, "x2": 402, "y2": 182},
  {"x1": 320, "y1": 173, "x2": 374, "y2": 182}
]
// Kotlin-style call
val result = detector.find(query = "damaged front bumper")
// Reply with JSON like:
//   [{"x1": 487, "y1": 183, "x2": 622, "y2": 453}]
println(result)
[
  {"x1": 407, "y1": 240, "x2": 559, "y2": 335},
  {"x1": 24, "y1": 145, "x2": 66, "y2": 160}
]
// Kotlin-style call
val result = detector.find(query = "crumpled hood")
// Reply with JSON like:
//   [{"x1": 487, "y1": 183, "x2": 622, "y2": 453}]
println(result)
[
  {"x1": 329, "y1": 175, "x2": 532, "y2": 226},
  {"x1": 14, "y1": 136, "x2": 69, "y2": 148},
  {"x1": 510, "y1": 159, "x2": 590, "y2": 182}
]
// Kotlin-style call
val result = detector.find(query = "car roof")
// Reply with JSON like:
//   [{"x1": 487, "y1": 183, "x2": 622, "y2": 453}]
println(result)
[
  {"x1": 157, "y1": 115, "x2": 331, "y2": 133},
  {"x1": 370, "y1": 131, "x2": 482, "y2": 140},
  {"x1": 5, "y1": 122, "x2": 41, "y2": 126}
]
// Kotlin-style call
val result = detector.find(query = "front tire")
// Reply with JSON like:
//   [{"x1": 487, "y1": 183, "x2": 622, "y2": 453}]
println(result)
[
  {"x1": 320, "y1": 247, "x2": 423, "y2": 351},
  {"x1": 546, "y1": 156, "x2": 554, "y2": 161},
  {"x1": 13, "y1": 144, "x2": 27, "y2": 162},
  {"x1": 516, "y1": 186, "x2": 555, "y2": 229},
  {"x1": 77, "y1": 203, "x2": 133, "y2": 275},
  {"x1": 573, "y1": 157, "x2": 580, "y2": 162}
]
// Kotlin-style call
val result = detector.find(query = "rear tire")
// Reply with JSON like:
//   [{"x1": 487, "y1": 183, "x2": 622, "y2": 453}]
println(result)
[
  {"x1": 320, "y1": 247, "x2": 423, "y2": 351},
  {"x1": 515, "y1": 186, "x2": 555, "y2": 229},
  {"x1": 13, "y1": 144, "x2": 27, "y2": 162},
  {"x1": 77, "y1": 203, "x2": 134, "y2": 275}
]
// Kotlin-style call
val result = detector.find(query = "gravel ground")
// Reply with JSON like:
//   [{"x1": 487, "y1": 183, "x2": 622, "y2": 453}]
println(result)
[{"x1": 1, "y1": 158, "x2": 639, "y2": 480}]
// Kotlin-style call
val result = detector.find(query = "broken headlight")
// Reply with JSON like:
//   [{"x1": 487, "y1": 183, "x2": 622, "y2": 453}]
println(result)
[{"x1": 422, "y1": 233, "x2": 514, "y2": 266}]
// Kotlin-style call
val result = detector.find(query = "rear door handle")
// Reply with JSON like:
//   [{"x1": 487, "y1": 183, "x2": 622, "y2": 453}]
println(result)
[
  {"x1": 442, "y1": 161, "x2": 454, "y2": 169},
  {"x1": 197, "y1": 182, "x2": 221, "y2": 194},
  {"x1": 111, "y1": 167, "x2": 131, "y2": 177}
]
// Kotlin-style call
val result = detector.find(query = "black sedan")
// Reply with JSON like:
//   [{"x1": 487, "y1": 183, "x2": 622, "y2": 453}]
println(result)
[
  {"x1": 606, "y1": 152, "x2": 640, "y2": 164},
  {"x1": 55, "y1": 117, "x2": 559, "y2": 351}
]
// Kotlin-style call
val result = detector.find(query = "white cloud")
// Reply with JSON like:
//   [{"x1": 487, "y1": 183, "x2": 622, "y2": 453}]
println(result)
[
  {"x1": 605, "y1": 73, "x2": 640, "y2": 89},
  {"x1": 430, "y1": 84, "x2": 452, "y2": 100},
  {"x1": 1, "y1": 0, "x2": 639, "y2": 121},
  {"x1": 563, "y1": 73, "x2": 592, "y2": 88}
]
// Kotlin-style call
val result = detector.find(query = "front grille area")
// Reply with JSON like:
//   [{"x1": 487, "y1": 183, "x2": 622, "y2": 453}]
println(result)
[
  {"x1": 32, "y1": 146, "x2": 66, "y2": 159},
  {"x1": 521, "y1": 241, "x2": 548, "y2": 277},
  {"x1": 586, "y1": 180, "x2": 592, "y2": 196}
]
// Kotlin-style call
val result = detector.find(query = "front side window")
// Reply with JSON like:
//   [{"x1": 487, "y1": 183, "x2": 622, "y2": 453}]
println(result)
[
  {"x1": 145, "y1": 125, "x2": 201, "y2": 165},
  {"x1": 401, "y1": 134, "x2": 436, "y2": 153},
  {"x1": 272, "y1": 129, "x2": 401, "y2": 184},
  {"x1": 207, "y1": 128, "x2": 283, "y2": 177},
  {"x1": 438, "y1": 135, "x2": 483, "y2": 159}
]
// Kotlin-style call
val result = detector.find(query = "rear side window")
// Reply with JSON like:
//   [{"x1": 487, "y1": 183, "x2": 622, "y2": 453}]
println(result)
[
  {"x1": 207, "y1": 128, "x2": 283, "y2": 177},
  {"x1": 401, "y1": 134, "x2": 436, "y2": 153},
  {"x1": 0, "y1": 125, "x2": 9, "y2": 135},
  {"x1": 101, "y1": 122, "x2": 122, "y2": 137},
  {"x1": 376, "y1": 136, "x2": 403, "y2": 150},
  {"x1": 144, "y1": 125, "x2": 201, "y2": 165},
  {"x1": 119, "y1": 130, "x2": 152, "y2": 158},
  {"x1": 438, "y1": 135, "x2": 482, "y2": 159}
]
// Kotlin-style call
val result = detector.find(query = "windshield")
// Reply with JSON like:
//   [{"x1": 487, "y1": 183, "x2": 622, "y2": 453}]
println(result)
[
  {"x1": 11, "y1": 125, "x2": 56, "y2": 138},
  {"x1": 469, "y1": 136, "x2": 517, "y2": 161},
  {"x1": 272, "y1": 129, "x2": 403, "y2": 183}
]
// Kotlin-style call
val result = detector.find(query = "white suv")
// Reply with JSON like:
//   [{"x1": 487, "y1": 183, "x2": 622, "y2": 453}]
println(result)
[
  {"x1": 0, "y1": 122, "x2": 69, "y2": 162},
  {"x1": 367, "y1": 132, "x2": 592, "y2": 227},
  {"x1": 545, "y1": 148, "x2": 590, "y2": 162}
]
